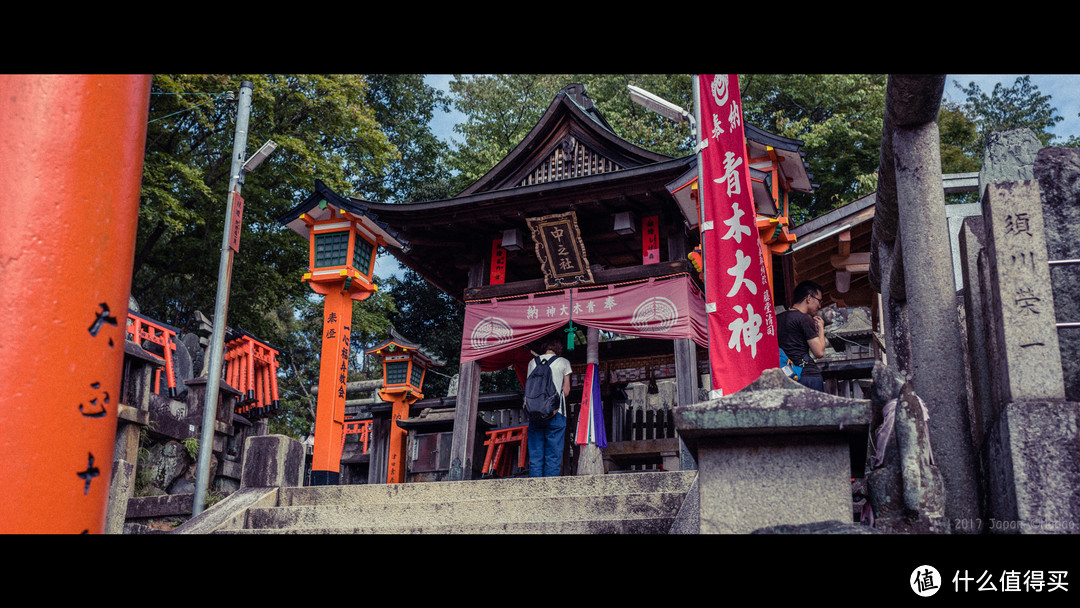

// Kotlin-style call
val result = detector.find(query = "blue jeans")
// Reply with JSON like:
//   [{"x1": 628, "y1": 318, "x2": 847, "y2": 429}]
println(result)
[
  {"x1": 527, "y1": 412, "x2": 566, "y2": 477},
  {"x1": 800, "y1": 374, "x2": 825, "y2": 392}
]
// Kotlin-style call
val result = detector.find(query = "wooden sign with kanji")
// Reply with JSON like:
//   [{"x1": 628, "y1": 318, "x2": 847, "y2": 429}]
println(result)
[{"x1": 526, "y1": 210, "x2": 594, "y2": 289}]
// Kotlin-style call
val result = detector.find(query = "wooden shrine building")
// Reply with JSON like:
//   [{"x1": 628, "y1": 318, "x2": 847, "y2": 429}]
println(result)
[{"x1": 283, "y1": 83, "x2": 816, "y2": 481}]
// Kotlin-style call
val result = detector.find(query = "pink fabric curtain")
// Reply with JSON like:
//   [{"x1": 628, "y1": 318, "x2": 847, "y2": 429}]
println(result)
[{"x1": 460, "y1": 274, "x2": 707, "y2": 366}]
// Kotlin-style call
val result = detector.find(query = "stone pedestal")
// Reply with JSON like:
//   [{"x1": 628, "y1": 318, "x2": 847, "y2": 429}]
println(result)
[
  {"x1": 241, "y1": 435, "x2": 305, "y2": 488},
  {"x1": 675, "y1": 369, "x2": 871, "y2": 534},
  {"x1": 984, "y1": 400, "x2": 1080, "y2": 534},
  {"x1": 695, "y1": 435, "x2": 852, "y2": 533}
]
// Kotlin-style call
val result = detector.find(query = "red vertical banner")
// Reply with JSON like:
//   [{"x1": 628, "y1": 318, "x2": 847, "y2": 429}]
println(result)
[
  {"x1": 697, "y1": 74, "x2": 778, "y2": 397},
  {"x1": 490, "y1": 239, "x2": 506, "y2": 285},
  {"x1": 642, "y1": 215, "x2": 659, "y2": 264}
]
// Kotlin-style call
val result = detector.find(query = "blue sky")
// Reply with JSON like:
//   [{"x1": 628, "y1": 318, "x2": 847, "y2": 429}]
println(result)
[
  {"x1": 944, "y1": 74, "x2": 1080, "y2": 141},
  {"x1": 425, "y1": 74, "x2": 463, "y2": 144}
]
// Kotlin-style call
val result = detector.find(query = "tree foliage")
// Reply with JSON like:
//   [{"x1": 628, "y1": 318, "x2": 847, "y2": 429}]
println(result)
[
  {"x1": 136, "y1": 74, "x2": 451, "y2": 440},
  {"x1": 359, "y1": 74, "x2": 453, "y2": 202},
  {"x1": 448, "y1": 74, "x2": 887, "y2": 224},
  {"x1": 136, "y1": 75, "x2": 397, "y2": 332},
  {"x1": 739, "y1": 74, "x2": 886, "y2": 222},
  {"x1": 953, "y1": 75, "x2": 1063, "y2": 149},
  {"x1": 940, "y1": 76, "x2": 1069, "y2": 202}
]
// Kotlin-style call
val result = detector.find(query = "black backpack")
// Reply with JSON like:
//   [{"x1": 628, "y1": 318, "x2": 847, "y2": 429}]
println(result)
[{"x1": 524, "y1": 355, "x2": 560, "y2": 422}]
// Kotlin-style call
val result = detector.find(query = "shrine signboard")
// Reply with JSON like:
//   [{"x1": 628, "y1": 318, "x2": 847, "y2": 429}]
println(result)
[{"x1": 527, "y1": 211, "x2": 594, "y2": 289}]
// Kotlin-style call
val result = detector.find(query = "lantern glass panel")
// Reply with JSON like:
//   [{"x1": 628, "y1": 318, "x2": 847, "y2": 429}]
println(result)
[
  {"x1": 410, "y1": 363, "x2": 424, "y2": 388},
  {"x1": 354, "y1": 235, "x2": 374, "y2": 276},
  {"x1": 385, "y1": 360, "x2": 409, "y2": 385},
  {"x1": 314, "y1": 231, "x2": 350, "y2": 268}
]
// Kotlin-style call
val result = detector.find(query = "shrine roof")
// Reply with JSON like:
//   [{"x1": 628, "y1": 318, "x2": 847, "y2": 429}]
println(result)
[
  {"x1": 455, "y1": 83, "x2": 673, "y2": 196},
  {"x1": 279, "y1": 84, "x2": 816, "y2": 302},
  {"x1": 278, "y1": 179, "x2": 407, "y2": 248},
  {"x1": 349, "y1": 154, "x2": 698, "y2": 300},
  {"x1": 787, "y1": 193, "x2": 877, "y2": 309},
  {"x1": 365, "y1": 327, "x2": 445, "y2": 367}
]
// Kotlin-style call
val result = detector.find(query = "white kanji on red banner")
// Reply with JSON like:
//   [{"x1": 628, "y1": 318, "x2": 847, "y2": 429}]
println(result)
[{"x1": 697, "y1": 74, "x2": 779, "y2": 397}]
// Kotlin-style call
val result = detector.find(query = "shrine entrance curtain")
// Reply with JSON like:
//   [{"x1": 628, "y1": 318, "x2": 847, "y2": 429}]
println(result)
[{"x1": 460, "y1": 274, "x2": 708, "y2": 366}]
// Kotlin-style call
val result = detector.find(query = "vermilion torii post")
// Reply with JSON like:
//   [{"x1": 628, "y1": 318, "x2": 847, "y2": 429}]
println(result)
[
  {"x1": 278, "y1": 181, "x2": 406, "y2": 486},
  {"x1": 0, "y1": 75, "x2": 151, "y2": 533}
]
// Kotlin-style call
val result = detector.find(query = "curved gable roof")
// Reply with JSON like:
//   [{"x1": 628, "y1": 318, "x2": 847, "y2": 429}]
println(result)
[{"x1": 456, "y1": 84, "x2": 672, "y2": 197}]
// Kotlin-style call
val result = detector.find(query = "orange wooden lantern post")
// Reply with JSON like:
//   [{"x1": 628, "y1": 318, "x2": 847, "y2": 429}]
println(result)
[
  {"x1": 0, "y1": 75, "x2": 150, "y2": 533},
  {"x1": 279, "y1": 181, "x2": 405, "y2": 485},
  {"x1": 366, "y1": 331, "x2": 444, "y2": 484}
]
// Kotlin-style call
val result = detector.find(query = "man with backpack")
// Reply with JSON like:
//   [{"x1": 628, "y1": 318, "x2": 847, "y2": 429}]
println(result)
[{"x1": 524, "y1": 339, "x2": 573, "y2": 477}]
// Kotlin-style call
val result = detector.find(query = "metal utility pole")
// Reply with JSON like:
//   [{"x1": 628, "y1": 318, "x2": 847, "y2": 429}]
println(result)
[{"x1": 193, "y1": 81, "x2": 253, "y2": 515}]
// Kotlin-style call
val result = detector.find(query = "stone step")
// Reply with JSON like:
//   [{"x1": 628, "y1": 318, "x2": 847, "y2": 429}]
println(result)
[
  {"x1": 274, "y1": 470, "x2": 695, "y2": 509},
  {"x1": 194, "y1": 471, "x2": 697, "y2": 534},
  {"x1": 244, "y1": 490, "x2": 687, "y2": 531},
  {"x1": 216, "y1": 517, "x2": 678, "y2": 535},
  {"x1": 204, "y1": 471, "x2": 697, "y2": 534}
]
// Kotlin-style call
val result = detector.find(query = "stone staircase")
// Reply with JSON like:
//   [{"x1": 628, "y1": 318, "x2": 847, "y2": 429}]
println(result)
[{"x1": 178, "y1": 470, "x2": 698, "y2": 534}]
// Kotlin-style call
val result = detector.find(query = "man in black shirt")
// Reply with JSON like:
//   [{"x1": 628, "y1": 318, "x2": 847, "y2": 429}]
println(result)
[{"x1": 777, "y1": 280, "x2": 827, "y2": 391}]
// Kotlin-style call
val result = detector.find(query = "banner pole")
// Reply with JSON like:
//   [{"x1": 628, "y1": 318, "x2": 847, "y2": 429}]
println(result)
[{"x1": 690, "y1": 74, "x2": 715, "y2": 397}]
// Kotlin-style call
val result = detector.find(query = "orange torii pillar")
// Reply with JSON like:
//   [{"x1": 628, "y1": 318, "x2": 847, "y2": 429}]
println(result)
[
  {"x1": 366, "y1": 332, "x2": 443, "y2": 484},
  {"x1": 224, "y1": 332, "x2": 281, "y2": 418},
  {"x1": 126, "y1": 310, "x2": 181, "y2": 396},
  {"x1": 278, "y1": 181, "x2": 405, "y2": 486},
  {"x1": 0, "y1": 75, "x2": 150, "y2": 533}
]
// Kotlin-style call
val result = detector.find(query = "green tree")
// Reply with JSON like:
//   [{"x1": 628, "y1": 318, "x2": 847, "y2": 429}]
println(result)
[
  {"x1": 954, "y1": 75, "x2": 1063, "y2": 149},
  {"x1": 359, "y1": 74, "x2": 454, "y2": 203},
  {"x1": 447, "y1": 74, "x2": 567, "y2": 188},
  {"x1": 137, "y1": 74, "x2": 450, "y2": 441},
  {"x1": 739, "y1": 74, "x2": 886, "y2": 222},
  {"x1": 135, "y1": 74, "x2": 399, "y2": 334},
  {"x1": 938, "y1": 101, "x2": 983, "y2": 173},
  {"x1": 448, "y1": 74, "x2": 887, "y2": 223},
  {"x1": 1060, "y1": 132, "x2": 1080, "y2": 149},
  {"x1": 937, "y1": 101, "x2": 985, "y2": 204},
  {"x1": 572, "y1": 74, "x2": 694, "y2": 156}
]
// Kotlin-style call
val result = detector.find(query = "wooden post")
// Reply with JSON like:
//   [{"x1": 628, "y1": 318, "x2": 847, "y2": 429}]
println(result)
[
  {"x1": 310, "y1": 288, "x2": 353, "y2": 485},
  {"x1": 378, "y1": 388, "x2": 421, "y2": 484},
  {"x1": 576, "y1": 326, "x2": 605, "y2": 475},
  {"x1": 449, "y1": 260, "x2": 486, "y2": 481},
  {"x1": 668, "y1": 227, "x2": 698, "y2": 470}
]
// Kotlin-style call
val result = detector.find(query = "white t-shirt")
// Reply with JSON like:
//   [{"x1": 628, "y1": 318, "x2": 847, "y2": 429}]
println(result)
[{"x1": 527, "y1": 353, "x2": 572, "y2": 415}]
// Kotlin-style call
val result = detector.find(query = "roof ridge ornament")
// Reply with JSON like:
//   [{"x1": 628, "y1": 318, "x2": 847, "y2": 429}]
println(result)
[{"x1": 560, "y1": 135, "x2": 577, "y2": 167}]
